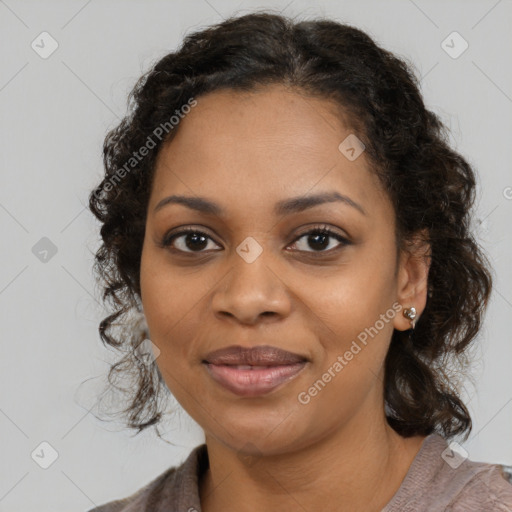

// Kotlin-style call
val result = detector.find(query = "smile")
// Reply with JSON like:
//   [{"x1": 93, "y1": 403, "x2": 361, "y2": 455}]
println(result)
[{"x1": 203, "y1": 362, "x2": 307, "y2": 397}]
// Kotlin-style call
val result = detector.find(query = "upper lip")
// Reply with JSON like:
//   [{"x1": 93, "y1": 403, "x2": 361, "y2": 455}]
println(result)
[{"x1": 203, "y1": 345, "x2": 308, "y2": 366}]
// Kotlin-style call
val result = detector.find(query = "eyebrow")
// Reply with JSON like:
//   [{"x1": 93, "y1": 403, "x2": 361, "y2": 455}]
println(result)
[{"x1": 153, "y1": 191, "x2": 366, "y2": 217}]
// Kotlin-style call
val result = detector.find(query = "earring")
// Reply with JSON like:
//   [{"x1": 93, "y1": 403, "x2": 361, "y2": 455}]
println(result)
[{"x1": 403, "y1": 306, "x2": 417, "y2": 329}]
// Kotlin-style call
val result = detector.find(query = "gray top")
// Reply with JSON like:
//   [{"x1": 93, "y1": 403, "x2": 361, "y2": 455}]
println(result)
[{"x1": 88, "y1": 433, "x2": 512, "y2": 511}]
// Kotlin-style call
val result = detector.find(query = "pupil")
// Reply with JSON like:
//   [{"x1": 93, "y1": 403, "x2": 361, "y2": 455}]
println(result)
[
  {"x1": 183, "y1": 232, "x2": 330, "y2": 252},
  {"x1": 186, "y1": 233, "x2": 207, "y2": 251},
  {"x1": 309, "y1": 233, "x2": 328, "y2": 251}
]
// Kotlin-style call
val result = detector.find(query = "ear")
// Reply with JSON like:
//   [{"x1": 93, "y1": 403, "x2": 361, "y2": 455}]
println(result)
[{"x1": 393, "y1": 229, "x2": 431, "y2": 331}]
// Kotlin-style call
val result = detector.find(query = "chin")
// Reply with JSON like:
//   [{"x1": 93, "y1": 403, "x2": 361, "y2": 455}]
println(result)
[{"x1": 206, "y1": 410, "x2": 309, "y2": 454}]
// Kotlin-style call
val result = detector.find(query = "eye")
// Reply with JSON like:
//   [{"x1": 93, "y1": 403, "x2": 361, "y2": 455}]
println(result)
[
  {"x1": 288, "y1": 225, "x2": 350, "y2": 253},
  {"x1": 161, "y1": 224, "x2": 351, "y2": 255},
  {"x1": 161, "y1": 227, "x2": 221, "y2": 253}
]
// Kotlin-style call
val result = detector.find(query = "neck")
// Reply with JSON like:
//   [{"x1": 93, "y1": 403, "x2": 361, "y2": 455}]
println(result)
[{"x1": 199, "y1": 406, "x2": 427, "y2": 512}]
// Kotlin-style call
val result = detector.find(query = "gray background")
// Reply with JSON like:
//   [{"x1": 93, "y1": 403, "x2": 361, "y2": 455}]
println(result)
[{"x1": 1, "y1": 0, "x2": 511, "y2": 510}]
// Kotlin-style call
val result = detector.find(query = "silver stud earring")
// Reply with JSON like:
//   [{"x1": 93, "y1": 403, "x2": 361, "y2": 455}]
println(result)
[{"x1": 403, "y1": 307, "x2": 417, "y2": 329}]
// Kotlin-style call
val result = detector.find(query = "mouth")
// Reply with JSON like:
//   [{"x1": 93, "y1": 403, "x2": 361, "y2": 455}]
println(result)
[{"x1": 202, "y1": 345, "x2": 308, "y2": 397}]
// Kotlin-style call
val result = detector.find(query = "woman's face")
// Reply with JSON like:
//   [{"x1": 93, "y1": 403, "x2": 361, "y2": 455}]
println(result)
[{"x1": 140, "y1": 84, "x2": 424, "y2": 454}]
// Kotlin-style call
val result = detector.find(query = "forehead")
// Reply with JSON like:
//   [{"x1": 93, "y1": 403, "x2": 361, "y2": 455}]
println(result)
[{"x1": 150, "y1": 84, "x2": 388, "y2": 220}]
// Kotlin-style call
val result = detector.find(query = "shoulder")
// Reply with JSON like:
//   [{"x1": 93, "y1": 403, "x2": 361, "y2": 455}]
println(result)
[
  {"x1": 85, "y1": 465, "x2": 178, "y2": 512},
  {"x1": 86, "y1": 444, "x2": 207, "y2": 512},
  {"x1": 446, "y1": 462, "x2": 512, "y2": 511},
  {"x1": 383, "y1": 434, "x2": 512, "y2": 511}
]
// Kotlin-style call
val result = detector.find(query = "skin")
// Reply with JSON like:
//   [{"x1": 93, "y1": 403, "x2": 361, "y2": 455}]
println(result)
[{"x1": 139, "y1": 83, "x2": 431, "y2": 512}]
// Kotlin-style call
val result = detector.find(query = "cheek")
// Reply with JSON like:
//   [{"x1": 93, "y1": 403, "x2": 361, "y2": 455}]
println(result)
[
  {"x1": 140, "y1": 247, "x2": 182, "y2": 345},
  {"x1": 298, "y1": 246, "x2": 397, "y2": 384},
  {"x1": 140, "y1": 267, "x2": 201, "y2": 401},
  {"x1": 140, "y1": 248, "x2": 214, "y2": 367},
  {"x1": 300, "y1": 279, "x2": 396, "y2": 420},
  {"x1": 305, "y1": 260, "x2": 396, "y2": 338}
]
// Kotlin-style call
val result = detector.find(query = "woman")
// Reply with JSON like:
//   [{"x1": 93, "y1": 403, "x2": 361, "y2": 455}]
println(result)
[{"x1": 87, "y1": 11, "x2": 512, "y2": 511}]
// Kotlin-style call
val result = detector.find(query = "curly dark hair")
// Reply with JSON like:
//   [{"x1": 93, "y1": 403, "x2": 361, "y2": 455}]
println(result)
[{"x1": 88, "y1": 11, "x2": 493, "y2": 440}]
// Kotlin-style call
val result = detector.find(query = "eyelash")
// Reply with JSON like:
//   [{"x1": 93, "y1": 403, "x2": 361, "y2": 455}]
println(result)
[{"x1": 160, "y1": 224, "x2": 351, "y2": 255}]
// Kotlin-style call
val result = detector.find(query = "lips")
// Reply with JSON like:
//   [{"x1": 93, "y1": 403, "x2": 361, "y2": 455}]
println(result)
[
  {"x1": 203, "y1": 345, "x2": 307, "y2": 366},
  {"x1": 203, "y1": 345, "x2": 308, "y2": 397}
]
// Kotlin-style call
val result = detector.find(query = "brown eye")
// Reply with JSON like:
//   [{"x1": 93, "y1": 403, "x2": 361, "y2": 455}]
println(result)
[
  {"x1": 289, "y1": 226, "x2": 350, "y2": 253},
  {"x1": 162, "y1": 229, "x2": 221, "y2": 253}
]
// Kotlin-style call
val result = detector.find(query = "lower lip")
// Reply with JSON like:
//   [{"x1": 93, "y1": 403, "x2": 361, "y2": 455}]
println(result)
[{"x1": 204, "y1": 362, "x2": 307, "y2": 397}]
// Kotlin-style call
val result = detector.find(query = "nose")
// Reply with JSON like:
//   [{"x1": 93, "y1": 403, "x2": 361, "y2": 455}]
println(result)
[{"x1": 211, "y1": 250, "x2": 292, "y2": 325}]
